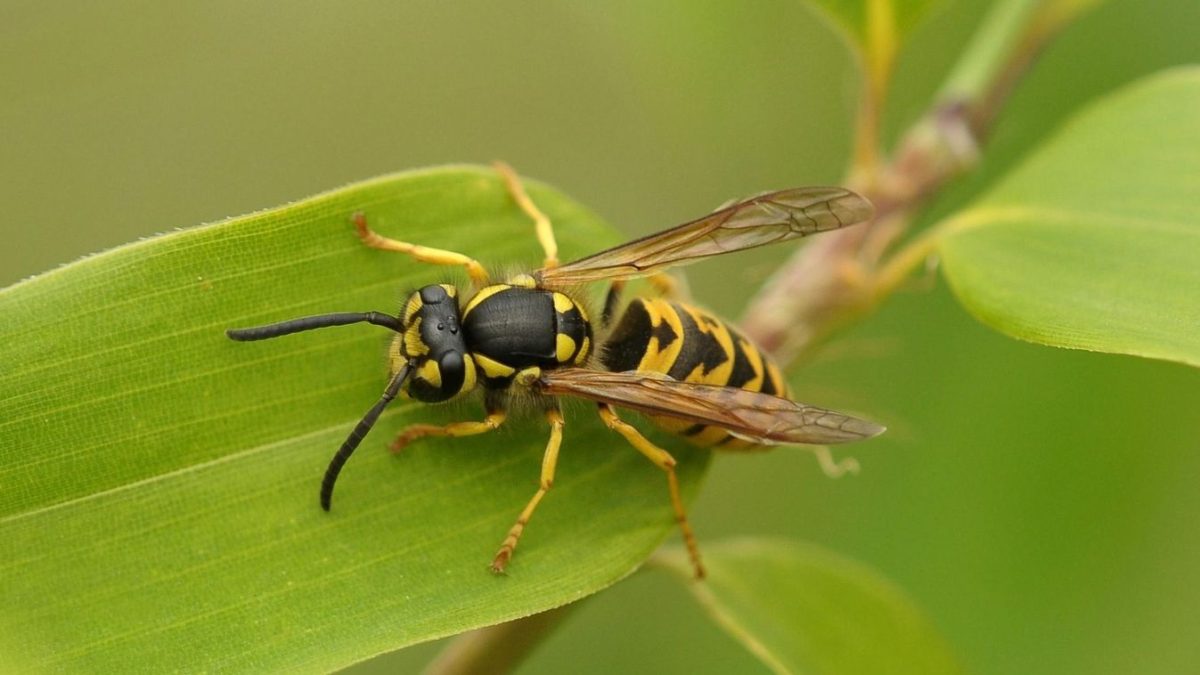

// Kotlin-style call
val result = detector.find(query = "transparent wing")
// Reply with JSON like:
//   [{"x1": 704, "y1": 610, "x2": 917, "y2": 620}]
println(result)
[
  {"x1": 536, "y1": 186, "x2": 873, "y2": 286},
  {"x1": 537, "y1": 368, "x2": 884, "y2": 445}
]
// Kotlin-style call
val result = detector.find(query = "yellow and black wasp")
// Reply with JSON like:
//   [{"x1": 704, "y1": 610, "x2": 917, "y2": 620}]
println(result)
[{"x1": 226, "y1": 164, "x2": 883, "y2": 578}]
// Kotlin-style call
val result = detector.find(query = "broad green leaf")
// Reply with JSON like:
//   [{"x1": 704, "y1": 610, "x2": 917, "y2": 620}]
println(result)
[
  {"x1": 0, "y1": 166, "x2": 710, "y2": 672},
  {"x1": 937, "y1": 68, "x2": 1200, "y2": 367},
  {"x1": 654, "y1": 538, "x2": 961, "y2": 675}
]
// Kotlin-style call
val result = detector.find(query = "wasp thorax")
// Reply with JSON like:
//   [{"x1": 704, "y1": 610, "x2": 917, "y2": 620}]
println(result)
[{"x1": 398, "y1": 284, "x2": 477, "y2": 402}]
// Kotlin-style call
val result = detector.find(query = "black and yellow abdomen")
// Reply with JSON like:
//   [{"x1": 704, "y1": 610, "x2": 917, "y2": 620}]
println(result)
[
  {"x1": 462, "y1": 283, "x2": 592, "y2": 388},
  {"x1": 600, "y1": 297, "x2": 787, "y2": 448}
]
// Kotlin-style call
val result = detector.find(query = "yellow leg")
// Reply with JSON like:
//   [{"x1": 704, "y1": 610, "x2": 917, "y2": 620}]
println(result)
[
  {"x1": 389, "y1": 410, "x2": 507, "y2": 453},
  {"x1": 491, "y1": 408, "x2": 564, "y2": 573},
  {"x1": 352, "y1": 212, "x2": 489, "y2": 287},
  {"x1": 812, "y1": 446, "x2": 860, "y2": 478},
  {"x1": 596, "y1": 404, "x2": 706, "y2": 579},
  {"x1": 494, "y1": 161, "x2": 558, "y2": 269},
  {"x1": 647, "y1": 272, "x2": 687, "y2": 299}
]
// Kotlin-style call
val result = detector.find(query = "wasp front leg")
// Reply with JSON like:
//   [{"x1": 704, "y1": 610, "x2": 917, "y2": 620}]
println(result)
[
  {"x1": 388, "y1": 408, "x2": 507, "y2": 453},
  {"x1": 352, "y1": 212, "x2": 490, "y2": 287}
]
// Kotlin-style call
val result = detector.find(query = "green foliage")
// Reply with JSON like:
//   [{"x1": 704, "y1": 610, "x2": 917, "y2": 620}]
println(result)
[
  {"x1": 655, "y1": 539, "x2": 961, "y2": 675},
  {"x1": 0, "y1": 167, "x2": 711, "y2": 671},
  {"x1": 939, "y1": 68, "x2": 1200, "y2": 367}
]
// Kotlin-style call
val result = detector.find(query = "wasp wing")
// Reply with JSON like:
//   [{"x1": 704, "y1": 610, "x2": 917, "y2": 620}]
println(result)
[
  {"x1": 535, "y1": 187, "x2": 873, "y2": 287},
  {"x1": 537, "y1": 368, "x2": 884, "y2": 445}
]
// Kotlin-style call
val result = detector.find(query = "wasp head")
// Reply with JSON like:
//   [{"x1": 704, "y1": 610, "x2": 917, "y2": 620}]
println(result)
[{"x1": 396, "y1": 284, "x2": 476, "y2": 402}]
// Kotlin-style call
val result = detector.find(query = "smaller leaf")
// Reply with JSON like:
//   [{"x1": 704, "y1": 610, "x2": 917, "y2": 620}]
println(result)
[
  {"x1": 937, "y1": 67, "x2": 1200, "y2": 367},
  {"x1": 654, "y1": 538, "x2": 960, "y2": 675}
]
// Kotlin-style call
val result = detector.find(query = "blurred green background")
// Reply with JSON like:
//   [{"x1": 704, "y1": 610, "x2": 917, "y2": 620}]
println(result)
[{"x1": 4, "y1": 1, "x2": 1198, "y2": 673}]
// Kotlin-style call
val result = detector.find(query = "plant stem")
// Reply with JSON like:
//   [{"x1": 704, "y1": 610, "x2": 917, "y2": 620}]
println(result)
[{"x1": 740, "y1": 0, "x2": 1102, "y2": 364}]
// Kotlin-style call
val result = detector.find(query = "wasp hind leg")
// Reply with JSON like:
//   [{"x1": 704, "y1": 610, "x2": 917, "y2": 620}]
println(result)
[
  {"x1": 596, "y1": 403, "x2": 705, "y2": 579},
  {"x1": 387, "y1": 408, "x2": 507, "y2": 453},
  {"x1": 494, "y1": 161, "x2": 558, "y2": 270},
  {"x1": 491, "y1": 407, "x2": 565, "y2": 574},
  {"x1": 352, "y1": 212, "x2": 490, "y2": 287}
]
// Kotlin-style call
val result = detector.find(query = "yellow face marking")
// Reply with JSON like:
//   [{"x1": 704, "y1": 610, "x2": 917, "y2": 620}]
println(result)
[
  {"x1": 463, "y1": 284, "x2": 510, "y2": 318},
  {"x1": 575, "y1": 335, "x2": 591, "y2": 364},
  {"x1": 417, "y1": 359, "x2": 442, "y2": 388},
  {"x1": 552, "y1": 292, "x2": 575, "y2": 314},
  {"x1": 403, "y1": 318, "x2": 429, "y2": 357},
  {"x1": 555, "y1": 333, "x2": 577, "y2": 363},
  {"x1": 403, "y1": 294, "x2": 424, "y2": 325},
  {"x1": 388, "y1": 335, "x2": 405, "y2": 373},
  {"x1": 439, "y1": 284, "x2": 458, "y2": 298},
  {"x1": 473, "y1": 353, "x2": 516, "y2": 378}
]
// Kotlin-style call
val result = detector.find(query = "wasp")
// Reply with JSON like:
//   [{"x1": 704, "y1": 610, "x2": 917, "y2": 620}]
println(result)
[{"x1": 227, "y1": 164, "x2": 883, "y2": 579}]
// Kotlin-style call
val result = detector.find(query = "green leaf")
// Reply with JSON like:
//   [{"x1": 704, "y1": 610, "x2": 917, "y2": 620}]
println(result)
[
  {"x1": 654, "y1": 538, "x2": 961, "y2": 675},
  {"x1": 0, "y1": 166, "x2": 709, "y2": 672},
  {"x1": 937, "y1": 68, "x2": 1200, "y2": 367}
]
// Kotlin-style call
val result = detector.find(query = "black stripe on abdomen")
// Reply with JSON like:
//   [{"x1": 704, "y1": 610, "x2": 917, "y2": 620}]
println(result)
[
  {"x1": 600, "y1": 299, "x2": 651, "y2": 373},
  {"x1": 666, "y1": 303, "x2": 730, "y2": 382}
]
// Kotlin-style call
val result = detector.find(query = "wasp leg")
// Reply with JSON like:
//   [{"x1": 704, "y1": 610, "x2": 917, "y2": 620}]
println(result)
[
  {"x1": 494, "y1": 161, "x2": 558, "y2": 269},
  {"x1": 388, "y1": 408, "x2": 507, "y2": 454},
  {"x1": 646, "y1": 273, "x2": 683, "y2": 298},
  {"x1": 596, "y1": 403, "x2": 706, "y2": 579},
  {"x1": 352, "y1": 212, "x2": 489, "y2": 287},
  {"x1": 812, "y1": 445, "x2": 860, "y2": 478},
  {"x1": 491, "y1": 407, "x2": 565, "y2": 574}
]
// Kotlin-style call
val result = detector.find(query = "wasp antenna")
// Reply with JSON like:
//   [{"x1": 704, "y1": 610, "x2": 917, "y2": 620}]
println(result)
[
  {"x1": 226, "y1": 312, "x2": 403, "y2": 341},
  {"x1": 320, "y1": 362, "x2": 412, "y2": 512}
]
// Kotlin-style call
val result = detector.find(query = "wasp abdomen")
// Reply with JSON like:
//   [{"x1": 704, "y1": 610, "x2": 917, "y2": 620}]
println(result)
[{"x1": 601, "y1": 298, "x2": 787, "y2": 448}]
